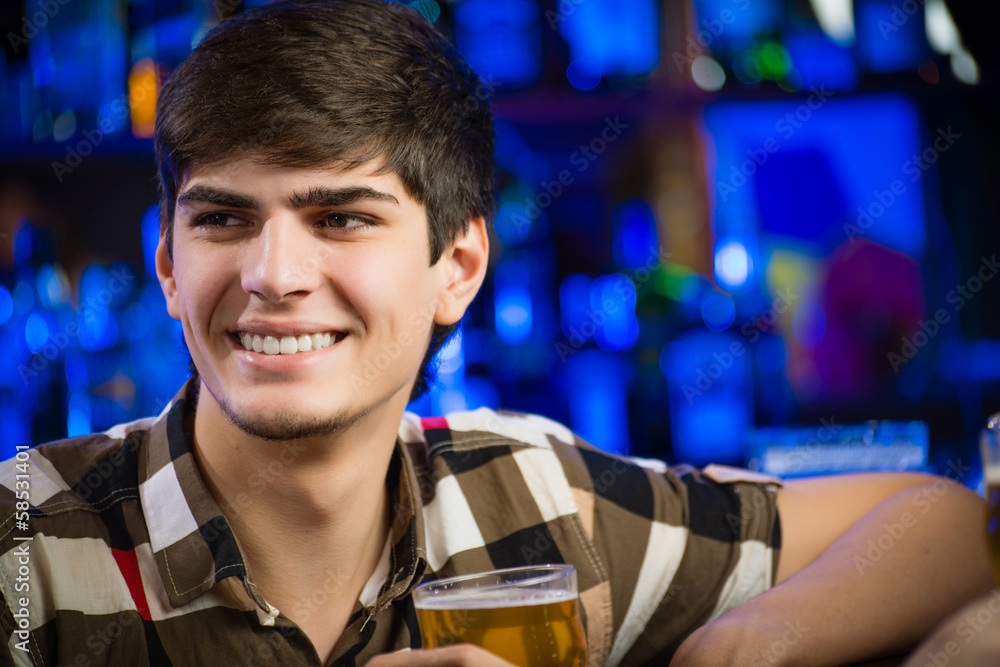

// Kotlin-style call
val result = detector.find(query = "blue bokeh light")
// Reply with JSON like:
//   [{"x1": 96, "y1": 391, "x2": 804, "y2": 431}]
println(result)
[
  {"x1": 559, "y1": 0, "x2": 659, "y2": 78},
  {"x1": 141, "y1": 204, "x2": 161, "y2": 278},
  {"x1": 67, "y1": 393, "x2": 91, "y2": 438},
  {"x1": 36, "y1": 263, "x2": 67, "y2": 309},
  {"x1": 693, "y1": 0, "x2": 784, "y2": 40},
  {"x1": 13, "y1": 225, "x2": 33, "y2": 265},
  {"x1": 566, "y1": 61, "x2": 601, "y2": 90},
  {"x1": 14, "y1": 281, "x2": 35, "y2": 317},
  {"x1": 455, "y1": 0, "x2": 541, "y2": 87},
  {"x1": 25, "y1": 312, "x2": 50, "y2": 353},
  {"x1": 563, "y1": 350, "x2": 631, "y2": 455},
  {"x1": 0, "y1": 287, "x2": 13, "y2": 325},
  {"x1": 756, "y1": 335, "x2": 786, "y2": 373},
  {"x1": 65, "y1": 353, "x2": 89, "y2": 392},
  {"x1": 613, "y1": 199, "x2": 658, "y2": 270},
  {"x1": 495, "y1": 202, "x2": 533, "y2": 242},
  {"x1": 856, "y1": 0, "x2": 928, "y2": 73},
  {"x1": 786, "y1": 30, "x2": 858, "y2": 91},
  {"x1": 660, "y1": 329, "x2": 751, "y2": 463},
  {"x1": 560, "y1": 274, "x2": 593, "y2": 341},
  {"x1": 704, "y1": 94, "x2": 926, "y2": 258},
  {"x1": 495, "y1": 285, "x2": 533, "y2": 345},
  {"x1": 701, "y1": 293, "x2": 736, "y2": 331},
  {"x1": 590, "y1": 274, "x2": 639, "y2": 351}
]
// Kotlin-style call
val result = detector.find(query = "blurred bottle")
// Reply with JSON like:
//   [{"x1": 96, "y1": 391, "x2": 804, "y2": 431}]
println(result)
[{"x1": 980, "y1": 412, "x2": 1000, "y2": 584}]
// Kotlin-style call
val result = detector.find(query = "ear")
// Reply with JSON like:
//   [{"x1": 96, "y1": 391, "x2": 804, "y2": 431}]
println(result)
[
  {"x1": 434, "y1": 216, "x2": 490, "y2": 326},
  {"x1": 155, "y1": 230, "x2": 181, "y2": 321}
]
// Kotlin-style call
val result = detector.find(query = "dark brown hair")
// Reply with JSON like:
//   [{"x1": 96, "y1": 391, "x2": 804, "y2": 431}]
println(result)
[{"x1": 154, "y1": 0, "x2": 495, "y2": 398}]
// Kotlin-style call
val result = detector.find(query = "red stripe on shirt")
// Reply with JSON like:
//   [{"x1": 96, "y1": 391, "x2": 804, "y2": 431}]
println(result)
[
  {"x1": 112, "y1": 548, "x2": 152, "y2": 621},
  {"x1": 420, "y1": 416, "x2": 449, "y2": 431}
]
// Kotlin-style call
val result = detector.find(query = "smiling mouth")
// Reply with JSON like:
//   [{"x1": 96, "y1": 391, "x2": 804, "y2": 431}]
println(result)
[{"x1": 229, "y1": 331, "x2": 347, "y2": 355}]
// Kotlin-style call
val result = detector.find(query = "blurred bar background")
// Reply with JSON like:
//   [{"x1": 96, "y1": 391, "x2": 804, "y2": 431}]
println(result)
[{"x1": 1, "y1": 0, "x2": 998, "y2": 482}]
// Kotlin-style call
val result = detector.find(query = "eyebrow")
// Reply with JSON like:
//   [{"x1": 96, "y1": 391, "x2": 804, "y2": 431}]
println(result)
[
  {"x1": 176, "y1": 184, "x2": 399, "y2": 210},
  {"x1": 177, "y1": 185, "x2": 259, "y2": 210},
  {"x1": 289, "y1": 186, "x2": 399, "y2": 208}
]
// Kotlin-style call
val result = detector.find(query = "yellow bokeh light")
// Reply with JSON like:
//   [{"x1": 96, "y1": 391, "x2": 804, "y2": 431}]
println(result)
[{"x1": 129, "y1": 58, "x2": 160, "y2": 139}]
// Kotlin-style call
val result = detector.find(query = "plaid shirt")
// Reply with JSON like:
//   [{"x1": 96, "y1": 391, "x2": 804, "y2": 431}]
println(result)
[{"x1": 1, "y1": 378, "x2": 781, "y2": 666}]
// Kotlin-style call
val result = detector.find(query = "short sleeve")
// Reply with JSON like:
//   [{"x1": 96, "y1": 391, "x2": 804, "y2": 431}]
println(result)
[{"x1": 584, "y1": 452, "x2": 782, "y2": 667}]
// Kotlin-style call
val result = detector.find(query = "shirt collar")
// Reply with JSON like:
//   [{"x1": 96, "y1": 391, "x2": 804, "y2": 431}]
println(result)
[
  {"x1": 141, "y1": 378, "x2": 429, "y2": 612},
  {"x1": 373, "y1": 435, "x2": 428, "y2": 610}
]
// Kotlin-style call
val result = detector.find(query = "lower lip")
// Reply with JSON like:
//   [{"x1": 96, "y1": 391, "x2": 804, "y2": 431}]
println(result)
[{"x1": 228, "y1": 335, "x2": 345, "y2": 371}]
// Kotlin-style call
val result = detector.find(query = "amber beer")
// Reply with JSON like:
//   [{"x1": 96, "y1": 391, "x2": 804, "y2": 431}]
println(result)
[
  {"x1": 986, "y1": 473, "x2": 1000, "y2": 584},
  {"x1": 413, "y1": 565, "x2": 587, "y2": 667}
]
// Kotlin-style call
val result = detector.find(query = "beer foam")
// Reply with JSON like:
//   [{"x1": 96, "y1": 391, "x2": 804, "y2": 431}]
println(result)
[
  {"x1": 985, "y1": 465, "x2": 1000, "y2": 485},
  {"x1": 413, "y1": 587, "x2": 576, "y2": 611}
]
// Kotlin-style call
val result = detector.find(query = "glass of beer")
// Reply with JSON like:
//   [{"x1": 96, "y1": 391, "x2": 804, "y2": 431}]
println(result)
[
  {"x1": 980, "y1": 412, "x2": 1000, "y2": 583},
  {"x1": 412, "y1": 564, "x2": 587, "y2": 667}
]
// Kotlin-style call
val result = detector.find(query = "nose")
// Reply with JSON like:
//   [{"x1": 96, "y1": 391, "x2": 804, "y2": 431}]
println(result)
[{"x1": 242, "y1": 217, "x2": 325, "y2": 302}]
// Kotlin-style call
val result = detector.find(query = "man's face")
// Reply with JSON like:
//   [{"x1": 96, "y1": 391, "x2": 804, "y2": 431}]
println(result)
[{"x1": 156, "y1": 158, "x2": 474, "y2": 440}]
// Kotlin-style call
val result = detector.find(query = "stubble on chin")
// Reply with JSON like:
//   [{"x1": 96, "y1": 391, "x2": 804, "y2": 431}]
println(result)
[
  {"x1": 196, "y1": 369, "x2": 415, "y2": 442},
  {"x1": 218, "y1": 399, "x2": 373, "y2": 441}
]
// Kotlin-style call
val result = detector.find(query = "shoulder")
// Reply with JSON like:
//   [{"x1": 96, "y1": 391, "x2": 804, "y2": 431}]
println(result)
[
  {"x1": 0, "y1": 418, "x2": 161, "y2": 649},
  {"x1": 400, "y1": 407, "x2": 581, "y2": 450},
  {"x1": 0, "y1": 416, "x2": 158, "y2": 554},
  {"x1": 398, "y1": 407, "x2": 736, "y2": 493},
  {"x1": 400, "y1": 407, "x2": 666, "y2": 492},
  {"x1": 1, "y1": 416, "x2": 155, "y2": 506}
]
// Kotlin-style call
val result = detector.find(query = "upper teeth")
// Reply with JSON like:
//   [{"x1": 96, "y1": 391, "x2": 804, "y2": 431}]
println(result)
[{"x1": 238, "y1": 332, "x2": 337, "y2": 355}]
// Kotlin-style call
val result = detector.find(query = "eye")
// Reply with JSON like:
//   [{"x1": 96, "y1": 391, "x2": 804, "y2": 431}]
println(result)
[
  {"x1": 319, "y1": 212, "x2": 374, "y2": 230},
  {"x1": 194, "y1": 212, "x2": 245, "y2": 228}
]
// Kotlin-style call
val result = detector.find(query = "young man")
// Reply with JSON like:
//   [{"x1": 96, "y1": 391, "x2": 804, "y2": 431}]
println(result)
[{"x1": 0, "y1": 1, "x2": 992, "y2": 665}]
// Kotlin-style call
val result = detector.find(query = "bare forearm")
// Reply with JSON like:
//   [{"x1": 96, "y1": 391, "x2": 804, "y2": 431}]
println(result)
[{"x1": 672, "y1": 480, "x2": 994, "y2": 666}]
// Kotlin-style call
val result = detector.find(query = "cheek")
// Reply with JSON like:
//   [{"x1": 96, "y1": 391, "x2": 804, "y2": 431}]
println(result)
[
  {"x1": 346, "y1": 253, "x2": 439, "y2": 339},
  {"x1": 172, "y1": 252, "x2": 233, "y2": 326}
]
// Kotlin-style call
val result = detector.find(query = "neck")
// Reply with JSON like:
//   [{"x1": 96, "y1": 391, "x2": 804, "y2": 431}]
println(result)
[{"x1": 188, "y1": 380, "x2": 403, "y2": 617}]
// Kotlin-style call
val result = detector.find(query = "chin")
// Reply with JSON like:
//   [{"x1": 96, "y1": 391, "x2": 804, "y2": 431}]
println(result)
[
  {"x1": 215, "y1": 388, "x2": 352, "y2": 437},
  {"x1": 223, "y1": 407, "x2": 366, "y2": 441}
]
